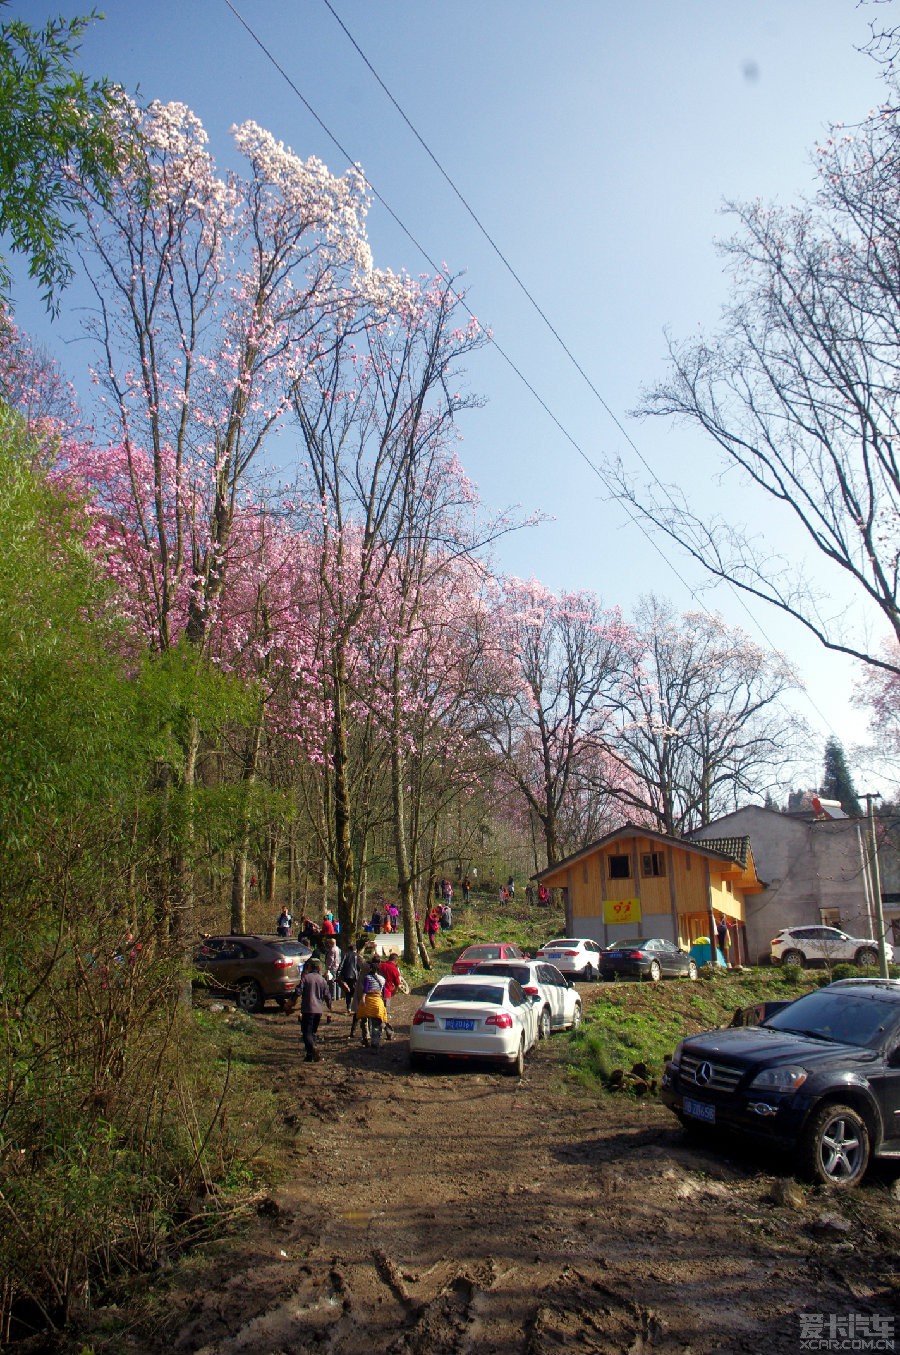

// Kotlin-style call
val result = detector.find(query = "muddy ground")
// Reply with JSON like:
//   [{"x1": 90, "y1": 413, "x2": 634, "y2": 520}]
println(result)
[{"x1": 123, "y1": 984, "x2": 899, "y2": 1355}]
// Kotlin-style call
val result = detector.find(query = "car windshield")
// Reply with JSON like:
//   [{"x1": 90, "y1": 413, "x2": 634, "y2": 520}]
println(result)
[
  {"x1": 608, "y1": 939, "x2": 646, "y2": 949},
  {"x1": 766, "y1": 988, "x2": 900, "y2": 1047},
  {"x1": 544, "y1": 940, "x2": 571, "y2": 948},
  {"x1": 463, "y1": 946, "x2": 499, "y2": 959},
  {"x1": 432, "y1": 984, "x2": 505, "y2": 1005}
]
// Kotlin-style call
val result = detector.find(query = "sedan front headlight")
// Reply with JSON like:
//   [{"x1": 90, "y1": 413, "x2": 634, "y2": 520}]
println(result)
[{"x1": 749, "y1": 1065, "x2": 808, "y2": 1092}]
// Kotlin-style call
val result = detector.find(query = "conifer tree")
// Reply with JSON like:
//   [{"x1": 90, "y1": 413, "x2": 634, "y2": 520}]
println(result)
[{"x1": 820, "y1": 737, "x2": 862, "y2": 816}]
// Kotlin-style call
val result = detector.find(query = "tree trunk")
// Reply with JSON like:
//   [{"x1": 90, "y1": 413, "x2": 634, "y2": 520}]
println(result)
[
  {"x1": 229, "y1": 711, "x2": 264, "y2": 933},
  {"x1": 331, "y1": 649, "x2": 356, "y2": 933}
]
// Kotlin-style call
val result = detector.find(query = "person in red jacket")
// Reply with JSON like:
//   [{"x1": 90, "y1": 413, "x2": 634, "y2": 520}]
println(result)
[{"x1": 378, "y1": 950, "x2": 404, "y2": 1039}]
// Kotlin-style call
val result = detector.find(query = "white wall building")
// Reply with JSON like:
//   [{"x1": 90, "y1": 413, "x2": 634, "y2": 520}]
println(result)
[{"x1": 689, "y1": 805, "x2": 899, "y2": 964}]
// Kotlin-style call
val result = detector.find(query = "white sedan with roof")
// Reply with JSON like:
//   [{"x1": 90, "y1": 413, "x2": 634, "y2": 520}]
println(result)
[
  {"x1": 472, "y1": 959, "x2": 582, "y2": 1039},
  {"x1": 408, "y1": 973, "x2": 539, "y2": 1075},
  {"x1": 535, "y1": 937, "x2": 604, "y2": 980}
]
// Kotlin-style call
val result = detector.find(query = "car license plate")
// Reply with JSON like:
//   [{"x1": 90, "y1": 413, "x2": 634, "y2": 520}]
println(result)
[
  {"x1": 684, "y1": 1097, "x2": 715, "y2": 1123},
  {"x1": 445, "y1": 1019, "x2": 475, "y2": 1031},
  {"x1": 547, "y1": 951, "x2": 562, "y2": 959},
  {"x1": 606, "y1": 951, "x2": 623, "y2": 959}
]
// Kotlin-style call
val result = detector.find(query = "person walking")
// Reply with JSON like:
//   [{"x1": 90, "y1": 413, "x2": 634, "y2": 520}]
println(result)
[
  {"x1": 276, "y1": 906, "x2": 293, "y2": 937},
  {"x1": 322, "y1": 935, "x2": 341, "y2": 1002},
  {"x1": 440, "y1": 901, "x2": 452, "y2": 932},
  {"x1": 337, "y1": 941, "x2": 360, "y2": 1014},
  {"x1": 298, "y1": 959, "x2": 332, "y2": 1062},
  {"x1": 462, "y1": 875, "x2": 471, "y2": 904},
  {"x1": 350, "y1": 957, "x2": 382, "y2": 1042},
  {"x1": 425, "y1": 906, "x2": 441, "y2": 948},
  {"x1": 378, "y1": 950, "x2": 405, "y2": 1040},
  {"x1": 355, "y1": 961, "x2": 387, "y2": 1050}
]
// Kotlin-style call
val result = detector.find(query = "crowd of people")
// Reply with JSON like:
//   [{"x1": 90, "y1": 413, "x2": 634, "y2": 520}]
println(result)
[
  {"x1": 275, "y1": 874, "x2": 540, "y2": 1061},
  {"x1": 286, "y1": 933, "x2": 409, "y2": 1062}
]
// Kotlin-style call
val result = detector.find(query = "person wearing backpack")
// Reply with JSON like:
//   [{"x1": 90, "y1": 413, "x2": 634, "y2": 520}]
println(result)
[{"x1": 355, "y1": 962, "x2": 387, "y2": 1051}]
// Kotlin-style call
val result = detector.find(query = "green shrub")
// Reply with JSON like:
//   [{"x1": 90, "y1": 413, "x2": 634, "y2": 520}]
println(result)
[
  {"x1": 830, "y1": 963, "x2": 857, "y2": 982},
  {"x1": 781, "y1": 964, "x2": 803, "y2": 985}
]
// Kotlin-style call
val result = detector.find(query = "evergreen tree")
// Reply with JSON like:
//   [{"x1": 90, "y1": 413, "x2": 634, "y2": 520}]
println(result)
[{"x1": 820, "y1": 738, "x2": 862, "y2": 816}]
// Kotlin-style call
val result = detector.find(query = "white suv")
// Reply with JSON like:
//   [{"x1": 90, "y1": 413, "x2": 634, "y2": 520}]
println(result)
[{"x1": 770, "y1": 925, "x2": 892, "y2": 968}]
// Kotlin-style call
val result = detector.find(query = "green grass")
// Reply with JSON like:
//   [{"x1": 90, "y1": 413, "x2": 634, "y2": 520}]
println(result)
[{"x1": 566, "y1": 967, "x2": 814, "y2": 1093}]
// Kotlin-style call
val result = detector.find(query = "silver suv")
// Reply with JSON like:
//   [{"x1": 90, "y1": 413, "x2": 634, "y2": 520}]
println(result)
[{"x1": 770, "y1": 926, "x2": 892, "y2": 968}]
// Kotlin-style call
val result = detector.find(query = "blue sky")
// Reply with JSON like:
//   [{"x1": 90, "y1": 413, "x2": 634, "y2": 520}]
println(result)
[{"x1": 10, "y1": 0, "x2": 897, "y2": 797}]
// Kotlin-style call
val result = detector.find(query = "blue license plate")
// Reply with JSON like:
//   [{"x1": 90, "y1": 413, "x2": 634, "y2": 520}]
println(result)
[
  {"x1": 606, "y1": 951, "x2": 623, "y2": 959},
  {"x1": 547, "y1": 951, "x2": 562, "y2": 959},
  {"x1": 684, "y1": 1097, "x2": 715, "y2": 1123},
  {"x1": 445, "y1": 1018, "x2": 475, "y2": 1031}
]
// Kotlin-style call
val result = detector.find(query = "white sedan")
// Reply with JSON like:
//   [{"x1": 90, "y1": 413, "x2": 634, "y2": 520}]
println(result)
[
  {"x1": 472, "y1": 959, "x2": 582, "y2": 1039},
  {"x1": 408, "y1": 974, "x2": 539, "y2": 1075},
  {"x1": 535, "y1": 937, "x2": 604, "y2": 980}
]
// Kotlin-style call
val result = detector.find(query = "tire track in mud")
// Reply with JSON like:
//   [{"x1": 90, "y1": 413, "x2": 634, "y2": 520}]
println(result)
[{"x1": 146, "y1": 991, "x2": 900, "y2": 1355}]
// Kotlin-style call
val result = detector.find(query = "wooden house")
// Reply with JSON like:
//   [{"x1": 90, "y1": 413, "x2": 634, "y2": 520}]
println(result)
[{"x1": 533, "y1": 824, "x2": 764, "y2": 966}]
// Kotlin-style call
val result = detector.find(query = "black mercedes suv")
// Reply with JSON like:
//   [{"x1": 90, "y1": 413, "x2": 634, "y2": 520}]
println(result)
[{"x1": 660, "y1": 979, "x2": 900, "y2": 1186}]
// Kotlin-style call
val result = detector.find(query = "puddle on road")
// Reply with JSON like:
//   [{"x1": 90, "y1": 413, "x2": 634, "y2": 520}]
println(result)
[{"x1": 341, "y1": 1209, "x2": 373, "y2": 1228}]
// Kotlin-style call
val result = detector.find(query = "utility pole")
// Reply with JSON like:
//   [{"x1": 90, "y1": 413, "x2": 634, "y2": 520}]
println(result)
[{"x1": 861, "y1": 792, "x2": 889, "y2": 979}]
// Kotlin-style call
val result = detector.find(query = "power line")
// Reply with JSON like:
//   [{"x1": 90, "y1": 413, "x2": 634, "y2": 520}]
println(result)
[
  {"x1": 222, "y1": 0, "x2": 887, "y2": 773},
  {"x1": 312, "y1": 2, "x2": 865, "y2": 745},
  {"x1": 220, "y1": 0, "x2": 705, "y2": 603}
]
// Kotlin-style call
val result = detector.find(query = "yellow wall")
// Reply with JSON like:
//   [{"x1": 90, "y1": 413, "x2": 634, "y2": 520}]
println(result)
[{"x1": 543, "y1": 835, "x2": 747, "y2": 933}]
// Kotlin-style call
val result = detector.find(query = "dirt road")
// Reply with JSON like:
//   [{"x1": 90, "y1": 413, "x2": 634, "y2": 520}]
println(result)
[{"x1": 138, "y1": 986, "x2": 900, "y2": 1355}]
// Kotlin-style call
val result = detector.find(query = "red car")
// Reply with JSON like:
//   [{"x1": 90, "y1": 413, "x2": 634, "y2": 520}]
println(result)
[{"x1": 451, "y1": 943, "x2": 529, "y2": 975}]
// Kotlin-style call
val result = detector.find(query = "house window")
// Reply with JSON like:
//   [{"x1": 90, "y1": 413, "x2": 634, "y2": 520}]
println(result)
[
  {"x1": 820, "y1": 907, "x2": 841, "y2": 927},
  {"x1": 725, "y1": 880, "x2": 732, "y2": 894},
  {"x1": 641, "y1": 852, "x2": 666, "y2": 878},
  {"x1": 608, "y1": 853, "x2": 631, "y2": 880}
]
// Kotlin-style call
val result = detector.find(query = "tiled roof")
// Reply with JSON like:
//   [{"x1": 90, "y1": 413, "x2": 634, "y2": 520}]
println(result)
[
  {"x1": 696, "y1": 836, "x2": 751, "y2": 867},
  {"x1": 533, "y1": 823, "x2": 758, "y2": 880}
]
